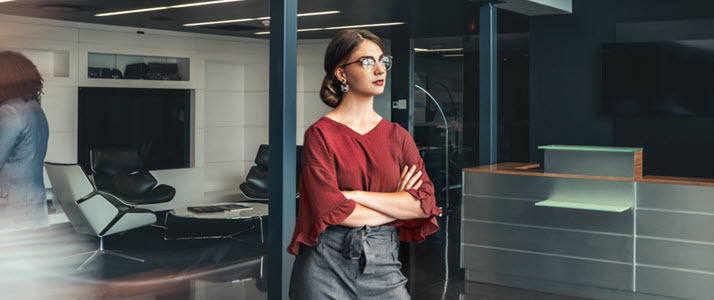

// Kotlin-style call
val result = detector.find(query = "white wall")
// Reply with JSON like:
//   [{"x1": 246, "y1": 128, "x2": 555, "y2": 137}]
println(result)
[
  {"x1": 201, "y1": 40, "x2": 393, "y2": 193},
  {"x1": 0, "y1": 14, "x2": 354, "y2": 207},
  {"x1": 202, "y1": 40, "x2": 335, "y2": 193}
]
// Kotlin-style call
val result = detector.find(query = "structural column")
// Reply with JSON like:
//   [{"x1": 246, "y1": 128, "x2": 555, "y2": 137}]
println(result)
[
  {"x1": 479, "y1": 2, "x2": 498, "y2": 165},
  {"x1": 267, "y1": 0, "x2": 297, "y2": 299}
]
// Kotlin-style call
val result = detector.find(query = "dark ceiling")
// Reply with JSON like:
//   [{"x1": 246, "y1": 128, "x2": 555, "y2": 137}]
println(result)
[{"x1": 0, "y1": 0, "x2": 529, "y2": 39}]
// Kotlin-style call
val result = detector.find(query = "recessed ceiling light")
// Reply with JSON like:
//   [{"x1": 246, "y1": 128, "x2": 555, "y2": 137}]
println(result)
[
  {"x1": 324, "y1": 22, "x2": 405, "y2": 30},
  {"x1": 295, "y1": 28, "x2": 324, "y2": 33},
  {"x1": 187, "y1": 17, "x2": 268, "y2": 27},
  {"x1": 0, "y1": 0, "x2": 16, "y2": 3},
  {"x1": 254, "y1": 22, "x2": 405, "y2": 35},
  {"x1": 297, "y1": 11, "x2": 341, "y2": 17},
  {"x1": 97, "y1": 7, "x2": 169, "y2": 17},
  {"x1": 414, "y1": 48, "x2": 463, "y2": 53},
  {"x1": 95, "y1": 0, "x2": 244, "y2": 17},
  {"x1": 184, "y1": 11, "x2": 340, "y2": 27},
  {"x1": 171, "y1": 0, "x2": 240, "y2": 8}
]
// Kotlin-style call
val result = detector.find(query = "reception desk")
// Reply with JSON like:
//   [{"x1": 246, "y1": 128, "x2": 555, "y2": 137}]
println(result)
[{"x1": 461, "y1": 145, "x2": 714, "y2": 300}]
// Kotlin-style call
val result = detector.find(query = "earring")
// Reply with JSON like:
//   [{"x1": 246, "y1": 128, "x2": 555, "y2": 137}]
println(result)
[{"x1": 340, "y1": 79, "x2": 349, "y2": 93}]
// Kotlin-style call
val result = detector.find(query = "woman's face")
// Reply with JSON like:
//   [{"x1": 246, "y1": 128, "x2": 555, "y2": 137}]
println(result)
[{"x1": 335, "y1": 40, "x2": 387, "y2": 97}]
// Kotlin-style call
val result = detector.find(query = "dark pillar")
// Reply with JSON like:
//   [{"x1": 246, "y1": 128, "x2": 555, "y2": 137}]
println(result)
[
  {"x1": 391, "y1": 35, "x2": 415, "y2": 134},
  {"x1": 267, "y1": 0, "x2": 297, "y2": 299},
  {"x1": 462, "y1": 35, "x2": 479, "y2": 168},
  {"x1": 479, "y1": 2, "x2": 498, "y2": 165}
]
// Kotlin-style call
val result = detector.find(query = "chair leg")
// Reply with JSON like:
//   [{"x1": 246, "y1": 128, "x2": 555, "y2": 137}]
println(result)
[
  {"x1": 78, "y1": 250, "x2": 101, "y2": 270},
  {"x1": 66, "y1": 249, "x2": 99, "y2": 258},
  {"x1": 103, "y1": 250, "x2": 144, "y2": 263},
  {"x1": 259, "y1": 217, "x2": 264, "y2": 244},
  {"x1": 76, "y1": 236, "x2": 145, "y2": 270},
  {"x1": 150, "y1": 223, "x2": 168, "y2": 230}
]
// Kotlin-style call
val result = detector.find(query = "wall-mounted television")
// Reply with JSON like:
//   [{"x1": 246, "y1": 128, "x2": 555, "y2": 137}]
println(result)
[
  {"x1": 78, "y1": 87, "x2": 191, "y2": 172},
  {"x1": 602, "y1": 40, "x2": 714, "y2": 116}
]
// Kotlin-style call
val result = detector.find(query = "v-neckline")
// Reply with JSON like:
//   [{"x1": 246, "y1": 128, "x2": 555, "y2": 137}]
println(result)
[{"x1": 322, "y1": 116, "x2": 385, "y2": 137}]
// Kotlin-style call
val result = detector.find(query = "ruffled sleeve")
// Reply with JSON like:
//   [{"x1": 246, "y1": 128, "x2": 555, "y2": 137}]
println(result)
[
  {"x1": 395, "y1": 128, "x2": 442, "y2": 243},
  {"x1": 288, "y1": 127, "x2": 356, "y2": 255}
]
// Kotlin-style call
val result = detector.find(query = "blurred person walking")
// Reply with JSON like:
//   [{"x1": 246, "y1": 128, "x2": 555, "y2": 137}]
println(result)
[{"x1": 0, "y1": 51, "x2": 50, "y2": 232}]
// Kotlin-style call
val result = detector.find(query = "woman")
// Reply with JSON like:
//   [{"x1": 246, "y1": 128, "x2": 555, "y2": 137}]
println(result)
[
  {"x1": 0, "y1": 51, "x2": 50, "y2": 232},
  {"x1": 288, "y1": 30, "x2": 442, "y2": 299}
]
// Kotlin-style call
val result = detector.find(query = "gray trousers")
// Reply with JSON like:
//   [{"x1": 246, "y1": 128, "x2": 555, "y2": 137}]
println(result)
[{"x1": 289, "y1": 225, "x2": 410, "y2": 300}]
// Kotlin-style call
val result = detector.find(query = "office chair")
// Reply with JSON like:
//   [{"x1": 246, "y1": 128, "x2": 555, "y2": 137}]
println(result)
[
  {"x1": 239, "y1": 144, "x2": 302, "y2": 201},
  {"x1": 44, "y1": 162, "x2": 156, "y2": 270},
  {"x1": 89, "y1": 148, "x2": 175, "y2": 207}
]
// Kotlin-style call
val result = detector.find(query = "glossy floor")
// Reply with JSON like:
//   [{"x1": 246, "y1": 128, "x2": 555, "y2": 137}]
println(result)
[{"x1": 0, "y1": 196, "x2": 588, "y2": 299}]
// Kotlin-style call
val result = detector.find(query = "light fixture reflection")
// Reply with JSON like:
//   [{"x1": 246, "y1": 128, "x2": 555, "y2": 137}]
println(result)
[
  {"x1": 96, "y1": 0, "x2": 244, "y2": 17},
  {"x1": 254, "y1": 22, "x2": 405, "y2": 35},
  {"x1": 183, "y1": 10, "x2": 340, "y2": 27}
]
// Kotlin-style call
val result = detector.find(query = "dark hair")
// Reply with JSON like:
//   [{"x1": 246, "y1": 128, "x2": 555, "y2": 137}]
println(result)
[
  {"x1": 0, "y1": 51, "x2": 44, "y2": 104},
  {"x1": 320, "y1": 29, "x2": 386, "y2": 108}
]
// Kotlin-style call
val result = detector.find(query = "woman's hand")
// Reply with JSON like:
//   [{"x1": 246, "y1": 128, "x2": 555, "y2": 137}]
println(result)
[{"x1": 396, "y1": 165, "x2": 422, "y2": 192}]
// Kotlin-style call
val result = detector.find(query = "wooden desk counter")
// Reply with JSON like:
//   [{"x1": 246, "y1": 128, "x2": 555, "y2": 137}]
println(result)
[
  {"x1": 461, "y1": 161, "x2": 714, "y2": 300},
  {"x1": 464, "y1": 162, "x2": 714, "y2": 187}
]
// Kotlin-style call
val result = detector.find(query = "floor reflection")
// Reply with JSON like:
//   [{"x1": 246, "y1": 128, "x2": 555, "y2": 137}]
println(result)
[
  {"x1": 0, "y1": 218, "x2": 267, "y2": 299},
  {"x1": 1, "y1": 192, "x2": 590, "y2": 299}
]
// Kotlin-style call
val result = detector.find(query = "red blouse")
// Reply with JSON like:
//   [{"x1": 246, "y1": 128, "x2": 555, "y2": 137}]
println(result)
[{"x1": 287, "y1": 116, "x2": 442, "y2": 255}]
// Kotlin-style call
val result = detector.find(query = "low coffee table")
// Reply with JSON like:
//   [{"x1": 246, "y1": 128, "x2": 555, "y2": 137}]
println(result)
[{"x1": 164, "y1": 202, "x2": 268, "y2": 242}]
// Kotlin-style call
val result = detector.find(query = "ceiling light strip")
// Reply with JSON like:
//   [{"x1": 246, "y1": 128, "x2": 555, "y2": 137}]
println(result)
[
  {"x1": 323, "y1": 22, "x2": 405, "y2": 30},
  {"x1": 296, "y1": 11, "x2": 340, "y2": 17},
  {"x1": 414, "y1": 48, "x2": 463, "y2": 53},
  {"x1": 171, "y1": 0, "x2": 240, "y2": 8},
  {"x1": 185, "y1": 18, "x2": 258, "y2": 26},
  {"x1": 96, "y1": 7, "x2": 170, "y2": 17},
  {"x1": 96, "y1": 0, "x2": 244, "y2": 17},
  {"x1": 183, "y1": 11, "x2": 340, "y2": 27},
  {"x1": 254, "y1": 22, "x2": 405, "y2": 35}
]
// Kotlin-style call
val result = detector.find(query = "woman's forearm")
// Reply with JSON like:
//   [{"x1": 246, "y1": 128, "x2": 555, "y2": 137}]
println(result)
[
  {"x1": 351, "y1": 191, "x2": 429, "y2": 220},
  {"x1": 339, "y1": 203, "x2": 397, "y2": 227}
]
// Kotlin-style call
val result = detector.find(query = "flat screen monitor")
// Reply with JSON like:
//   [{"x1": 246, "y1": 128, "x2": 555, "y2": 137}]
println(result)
[
  {"x1": 78, "y1": 87, "x2": 191, "y2": 171},
  {"x1": 602, "y1": 40, "x2": 714, "y2": 116}
]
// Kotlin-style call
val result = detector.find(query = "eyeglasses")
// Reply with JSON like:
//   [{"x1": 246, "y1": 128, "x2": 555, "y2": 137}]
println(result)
[{"x1": 341, "y1": 55, "x2": 393, "y2": 72}]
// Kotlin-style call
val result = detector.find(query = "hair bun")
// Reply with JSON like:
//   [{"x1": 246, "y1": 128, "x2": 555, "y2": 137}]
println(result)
[{"x1": 319, "y1": 74, "x2": 341, "y2": 108}]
